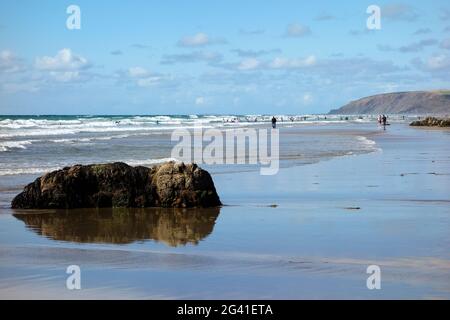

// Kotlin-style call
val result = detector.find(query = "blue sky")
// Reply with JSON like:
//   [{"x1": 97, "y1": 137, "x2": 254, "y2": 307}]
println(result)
[{"x1": 0, "y1": 0, "x2": 449, "y2": 115}]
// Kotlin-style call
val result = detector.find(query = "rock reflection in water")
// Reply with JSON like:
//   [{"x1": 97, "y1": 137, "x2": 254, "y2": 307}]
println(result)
[{"x1": 13, "y1": 207, "x2": 221, "y2": 247}]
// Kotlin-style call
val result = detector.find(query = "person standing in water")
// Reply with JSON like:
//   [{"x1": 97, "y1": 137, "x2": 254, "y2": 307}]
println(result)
[
  {"x1": 271, "y1": 116, "x2": 277, "y2": 129},
  {"x1": 382, "y1": 114, "x2": 387, "y2": 130}
]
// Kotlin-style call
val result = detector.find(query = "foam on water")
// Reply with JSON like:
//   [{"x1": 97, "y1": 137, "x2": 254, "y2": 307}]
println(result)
[
  {"x1": 0, "y1": 114, "x2": 394, "y2": 176},
  {"x1": 0, "y1": 140, "x2": 33, "y2": 152},
  {"x1": 0, "y1": 167, "x2": 62, "y2": 176},
  {"x1": 0, "y1": 157, "x2": 181, "y2": 176},
  {"x1": 0, "y1": 114, "x2": 414, "y2": 138},
  {"x1": 355, "y1": 136, "x2": 381, "y2": 152}
]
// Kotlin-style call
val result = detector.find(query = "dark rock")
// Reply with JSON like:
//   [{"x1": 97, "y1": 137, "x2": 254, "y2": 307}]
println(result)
[
  {"x1": 410, "y1": 117, "x2": 450, "y2": 127},
  {"x1": 11, "y1": 162, "x2": 222, "y2": 209}
]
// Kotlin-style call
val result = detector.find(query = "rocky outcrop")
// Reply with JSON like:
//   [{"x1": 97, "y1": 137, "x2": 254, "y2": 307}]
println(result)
[
  {"x1": 11, "y1": 162, "x2": 222, "y2": 209},
  {"x1": 329, "y1": 90, "x2": 450, "y2": 115},
  {"x1": 410, "y1": 117, "x2": 450, "y2": 127}
]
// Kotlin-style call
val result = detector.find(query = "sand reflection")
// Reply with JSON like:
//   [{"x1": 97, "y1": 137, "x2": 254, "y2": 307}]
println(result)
[{"x1": 13, "y1": 207, "x2": 221, "y2": 247}]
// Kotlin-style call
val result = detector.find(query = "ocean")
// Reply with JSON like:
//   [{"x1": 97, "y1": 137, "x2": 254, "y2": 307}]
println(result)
[{"x1": 0, "y1": 114, "x2": 409, "y2": 177}]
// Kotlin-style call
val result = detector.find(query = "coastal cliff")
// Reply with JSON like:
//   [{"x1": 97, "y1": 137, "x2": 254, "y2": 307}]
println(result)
[{"x1": 329, "y1": 90, "x2": 450, "y2": 115}]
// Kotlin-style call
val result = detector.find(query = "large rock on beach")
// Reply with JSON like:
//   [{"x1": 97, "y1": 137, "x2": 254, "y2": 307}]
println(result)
[
  {"x1": 11, "y1": 162, "x2": 221, "y2": 209},
  {"x1": 410, "y1": 117, "x2": 450, "y2": 127}
]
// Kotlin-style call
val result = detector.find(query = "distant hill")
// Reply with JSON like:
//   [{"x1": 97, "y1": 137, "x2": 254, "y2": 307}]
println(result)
[{"x1": 329, "y1": 90, "x2": 450, "y2": 115}]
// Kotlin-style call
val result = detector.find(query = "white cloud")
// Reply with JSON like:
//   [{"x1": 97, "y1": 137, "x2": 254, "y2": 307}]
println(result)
[
  {"x1": 238, "y1": 58, "x2": 261, "y2": 70},
  {"x1": 382, "y1": 4, "x2": 418, "y2": 22},
  {"x1": 0, "y1": 50, "x2": 24, "y2": 73},
  {"x1": 1, "y1": 82, "x2": 39, "y2": 93},
  {"x1": 302, "y1": 93, "x2": 313, "y2": 104},
  {"x1": 178, "y1": 33, "x2": 210, "y2": 47},
  {"x1": 35, "y1": 48, "x2": 90, "y2": 71},
  {"x1": 413, "y1": 28, "x2": 431, "y2": 35},
  {"x1": 441, "y1": 38, "x2": 450, "y2": 50},
  {"x1": 412, "y1": 54, "x2": 450, "y2": 76},
  {"x1": 398, "y1": 39, "x2": 438, "y2": 53},
  {"x1": 232, "y1": 48, "x2": 281, "y2": 57},
  {"x1": 177, "y1": 33, "x2": 225, "y2": 47},
  {"x1": 161, "y1": 51, "x2": 222, "y2": 64},
  {"x1": 128, "y1": 66, "x2": 151, "y2": 78},
  {"x1": 50, "y1": 71, "x2": 81, "y2": 82},
  {"x1": 378, "y1": 39, "x2": 438, "y2": 53},
  {"x1": 441, "y1": 8, "x2": 450, "y2": 21},
  {"x1": 239, "y1": 28, "x2": 265, "y2": 35},
  {"x1": 270, "y1": 55, "x2": 316, "y2": 69},
  {"x1": 118, "y1": 66, "x2": 171, "y2": 87},
  {"x1": 285, "y1": 23, "x2": 311, "y2": 37},
  {"x1": 1, "y1": 49, "x2": 92, "y2": 91},
  {"x1": 136, "y1": 76, "x2": 162, "y2": 87},
  {"x1": 315, "y1": 13, "x2": 336, "y2": 21},
  {"x1": 426, "y1": 55, "x2": 450, "y2": 70},
  {"x1": 195, "y1": 96, "x2": 206, "y2": 105}
]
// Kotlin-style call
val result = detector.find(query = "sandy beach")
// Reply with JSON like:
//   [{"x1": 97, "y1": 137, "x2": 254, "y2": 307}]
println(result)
[
  {"x1": 2, "y1": 1, "x2": 450, "y2": 305},
  {"x1": 0, "y1": 121, "x2": 449, "y2": 299}
]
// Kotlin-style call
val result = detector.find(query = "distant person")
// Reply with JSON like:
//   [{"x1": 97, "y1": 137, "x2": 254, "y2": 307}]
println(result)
[
  {"x1": 271, "y1": 116, "x2": 277, "y2": 129},
  {"x1": 382, "y1": 114, "x2": 387, "y2": 129},
  {"x1": 377, "y1": 115, "x2": 382, "y2": 124}
]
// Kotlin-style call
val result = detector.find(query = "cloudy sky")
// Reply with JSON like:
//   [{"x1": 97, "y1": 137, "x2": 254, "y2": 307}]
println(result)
[{"x1": 1, "y1": 0, "x2": 449, "y2": 115}]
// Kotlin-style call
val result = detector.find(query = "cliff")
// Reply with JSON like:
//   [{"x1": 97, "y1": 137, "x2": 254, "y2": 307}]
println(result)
[{"x1": 329, "y1": 91, "x2": 450, "y2": 115}]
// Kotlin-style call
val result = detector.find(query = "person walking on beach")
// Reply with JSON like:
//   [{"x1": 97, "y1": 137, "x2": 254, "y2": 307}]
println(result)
[
  {"x1": 271, "y1": 116, "x2": 277, "y2": 129},
  {"x1": 382, "y1": 114, "x2": 387, "y2": 130}
]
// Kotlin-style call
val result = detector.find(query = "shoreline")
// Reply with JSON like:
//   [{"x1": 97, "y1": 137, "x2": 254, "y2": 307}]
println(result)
[{"x1": 0, "y1": 123, "x2": 381, "y2": 177}]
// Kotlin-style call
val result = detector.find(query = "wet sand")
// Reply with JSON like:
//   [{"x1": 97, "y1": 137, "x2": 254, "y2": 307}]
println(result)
[{"x1": 0, "y1": 123, "x2": 449, "y2": 299}]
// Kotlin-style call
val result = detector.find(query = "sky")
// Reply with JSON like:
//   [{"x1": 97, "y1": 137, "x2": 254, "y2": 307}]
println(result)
[{"x1": 0, "y1": 0, "x2": 449, "y2": 115}]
